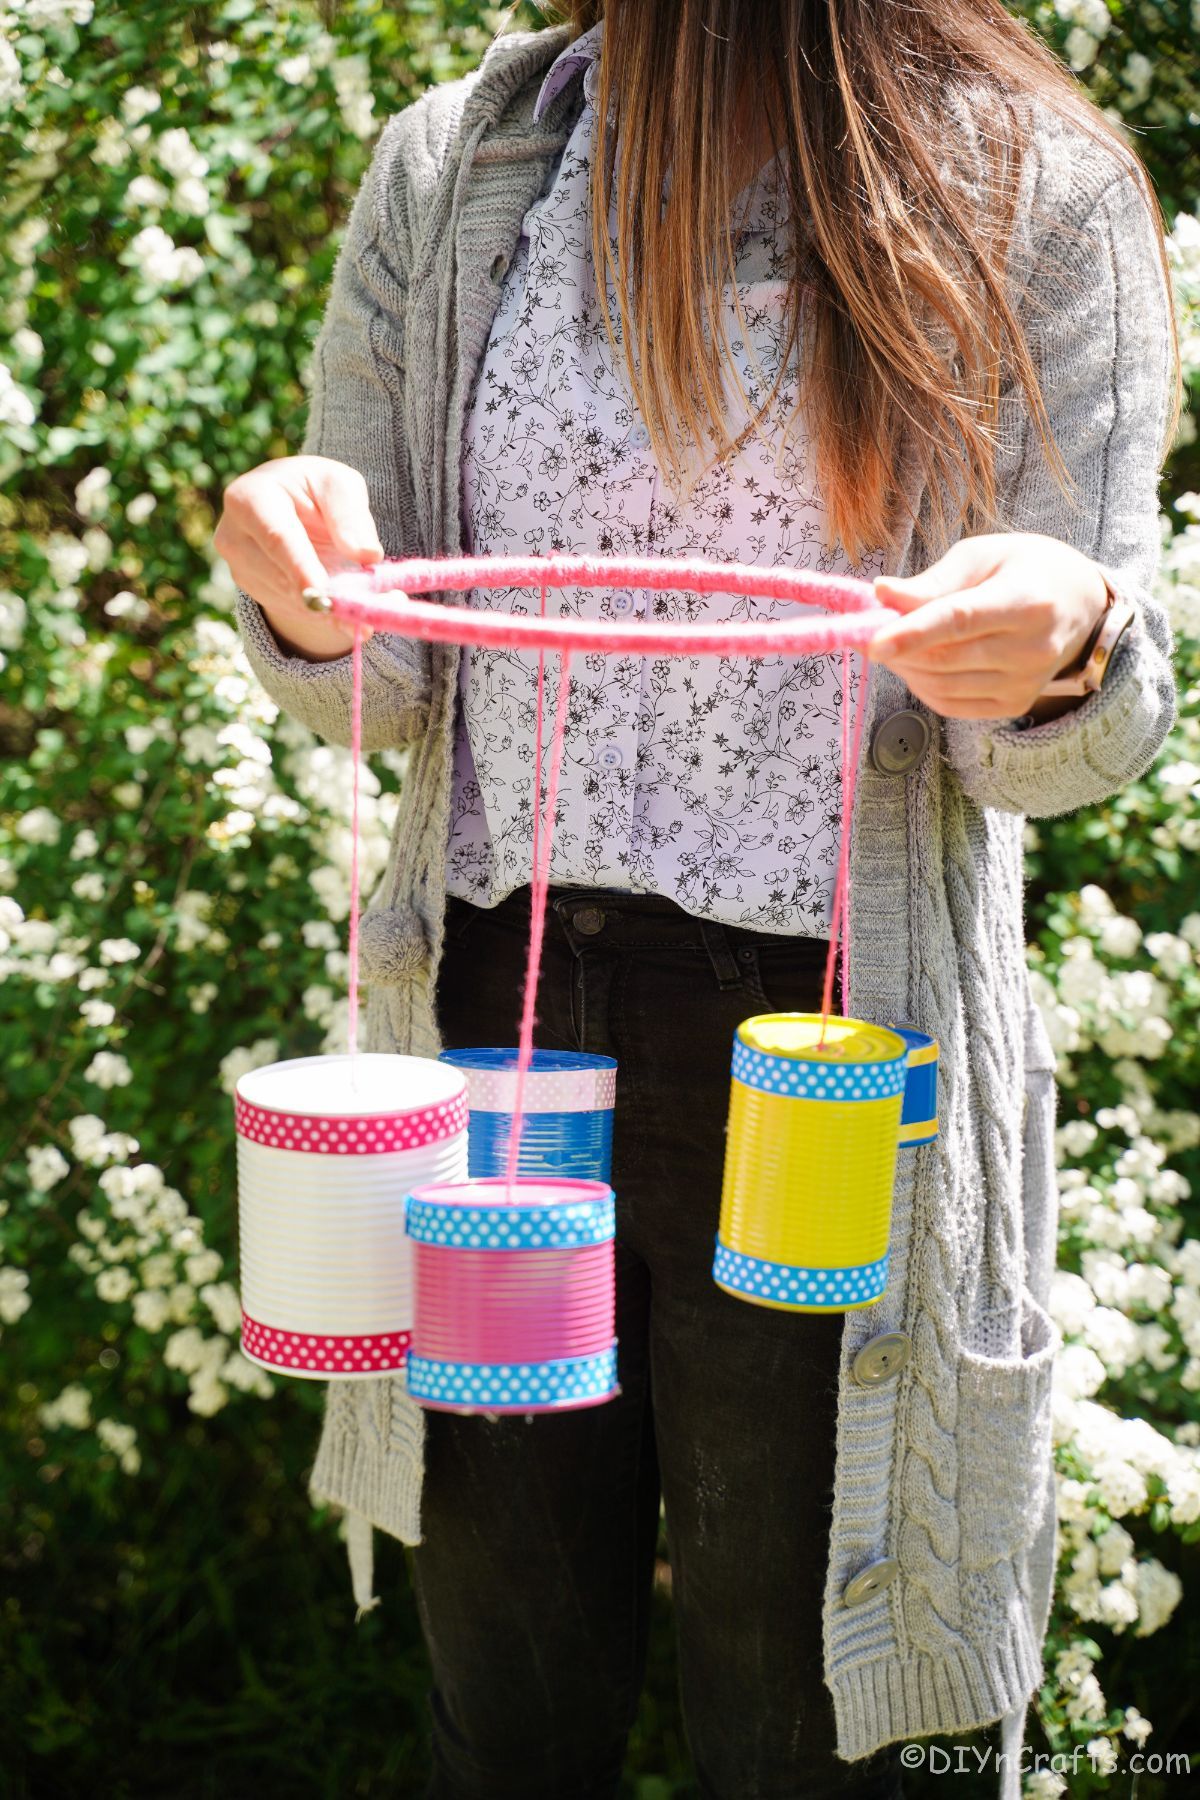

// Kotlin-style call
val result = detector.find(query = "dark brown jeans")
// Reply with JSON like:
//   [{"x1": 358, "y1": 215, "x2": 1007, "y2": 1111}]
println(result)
[{"x1": 412, "y1": 883, "x2": 905, "y2": 1800}]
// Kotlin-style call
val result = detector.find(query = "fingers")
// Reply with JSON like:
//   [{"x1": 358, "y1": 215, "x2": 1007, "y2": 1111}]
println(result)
[
  {"x1": 305, "y1": 461, "x2": 385, "y2": 567},
  {"x1": 867, "y1": 575, "x2": 1054, "y2": 663},
  {"x1": 872, "y1": 535, "x2": 1006, "y2": 614},
  {"x1": 220, "y1": 476, "x2": 330, "y2": 594}
]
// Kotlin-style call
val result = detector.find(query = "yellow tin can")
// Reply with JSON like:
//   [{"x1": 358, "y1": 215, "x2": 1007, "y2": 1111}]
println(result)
[{"x1": 714, "y1": 1014, "x2": 908, "y2": 1312}]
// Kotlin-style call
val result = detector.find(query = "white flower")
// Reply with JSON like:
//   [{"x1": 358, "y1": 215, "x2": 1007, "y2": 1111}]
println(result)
[
  {"x1": 80, "y1": 998, "x2": 115, "y2": 1028},
  {"x1": 155, "y1": 127, "x2": 208, "y2": 181},
  {"x1": 1121, "y1": 1705, "x2": 1153, "y2": 1746},
  {"x1": 0, "y1": 360, "x2": 37, "y2": 428},
  {"x1": 1144, "y1": 931, "x2": 1193, "y2": 979},
  {"x1": 96, "y1": 1417, "x2": 140, "y2": 1474},
  {"x1": 184, "y1": 1249, "x2": 222, "y2": 1286},
  {"x1": 132, "y1": 1288, "x2": 171, "y2": 1332},
  {"x1": 125, "y1": 491, "x2": 157, "y2": 525},
  {"x1": 1098, "y1": 914, "x2": 1142, "y2": 959},
  {"x1": 84, "y1": 1051, "x2": 133, "y2": 1090},
  {"x1": 201, "y1": 1281, "x2": 241, "y2": 1335},
  {"x1": 1094, "y1": 1458, "x2": 1148, "y2": 1518},
  {"x1": 1166, "y1": 1459, "x2": 1200, "y2": 1525},
  {"x1": 1095, "y1": 1521, "x2": 1135, "y2": 1576},
  {"x1": 126, "y1": 225, "x2": 205, "y2": 287},
  {"x1": 27, "y1": 1144, "x2": 70, "y2": 1193},
  {"x1": 72, "y1": 871, "x2": 105, "y2": 902},
  {"x1": 218, "y1": 1037, "x2": 279, "y2": 1096},
  {"x1": 278, "y1": 53, "x2": 312, "y2": 85},
  {"x1": 0, "y1": 589, "x2": 27, "y2": 651},
  {"x1": 1134, "y1": 1557, "x2": 1182, "y2": 1636},
  {"x1": 16, "y1": 806, "x2": 61, "y2": 846},
  {"x1": 1025, "y1": 1773, "x2": 1066, "y2": 1799},
  {"x1": 1086, "y1": 1738, "x2": 1119, "y2": 1777},
  {"x1": 0, "y1": 40, "x2": 24, "y2": 111},
  {"x1": 40, "y1": 1383, "x2": 93, "y2": 1430},
  {"x1": 1054, "y1": 1342, "x2": 1106, "y2": 1402},
  {"x1": 121, "y1": 85, "x2": 160, "y2": 124},
  {"x1": 74, "y1": 465, "x2": 111, "y2": 520},
  {"x1": 0, "y1": 1266, "x2": 31, "y2": 1325},
  {"x1": 105, "y1": 590, "x2": 151, "y2": 623},
  {"x1": 99, "y1": 937, "x2": 139, "y2": 965},
  {"x1": 96, "y1": 1266, "x2": 134, "y2": 1303},
  {"x1": 126, "y1": 173, "x2": 169, "y2": 209}
]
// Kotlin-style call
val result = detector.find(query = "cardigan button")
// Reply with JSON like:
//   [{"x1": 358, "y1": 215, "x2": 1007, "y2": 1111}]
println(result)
[
  {"x1": 841, "y1": 1557, "x2": 900, "y2": 1608},
  {"x1": 851, "y1": 1332, "x2": 911, "y2": 1387},
  {"x1": 869, "y1": 709, "x2": 930, "y2": 776}
]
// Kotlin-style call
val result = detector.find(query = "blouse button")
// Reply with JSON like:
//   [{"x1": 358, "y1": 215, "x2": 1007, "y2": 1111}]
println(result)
[
  {"x1": 629, "y1": 424, "x2": 651, "y2": 450},
  {"x1": 612, "y1": 594, "x2": 634, "y2": 615},
  {"x1": 598, "y1": 744, "x2": 624, "y2": 770}
]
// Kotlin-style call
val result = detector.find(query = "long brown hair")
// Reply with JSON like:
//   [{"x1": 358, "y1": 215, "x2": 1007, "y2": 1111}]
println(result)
[{"x1": 537, "y1": 0, "x2": 1181, "y2": 566}]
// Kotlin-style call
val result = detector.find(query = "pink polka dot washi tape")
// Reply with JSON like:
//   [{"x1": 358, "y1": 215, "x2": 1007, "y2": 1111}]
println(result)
[
  {"x1": 234, "y1": 1052, "x2": 468, "y2": 1155},
  {"x1": 240, "y1": 1312, "x2": 412, "y2": 1379}
]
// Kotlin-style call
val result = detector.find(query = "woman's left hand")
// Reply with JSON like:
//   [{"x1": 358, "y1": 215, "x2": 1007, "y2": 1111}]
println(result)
[{"x1": 867, "y1": 532, "x2": 1111, "y2": 720}]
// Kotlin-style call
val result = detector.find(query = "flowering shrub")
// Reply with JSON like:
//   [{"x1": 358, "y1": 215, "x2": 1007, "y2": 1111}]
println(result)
[{"x1": 0, "y1": 2, "x2": 1196, "y2": 1795}]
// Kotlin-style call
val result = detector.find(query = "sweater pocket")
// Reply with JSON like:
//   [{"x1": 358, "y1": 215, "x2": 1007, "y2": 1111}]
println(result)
[{"x1": 956, "y1": 1287, "x2": 1060, "y2": 1572}]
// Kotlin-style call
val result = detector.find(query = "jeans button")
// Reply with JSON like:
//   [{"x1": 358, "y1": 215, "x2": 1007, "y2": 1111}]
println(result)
[
  {"x1": 869, "y1": 709, "x2": 930, "y2": 776},
  {"x1": 574, "y1": 906, "x2": 605, "y2": 937},
  {"x1": 851, "y1": 1332, "x2": 911, "y2": 1387},
  {"x1": 841, "y1": 1557, "x2": 899, "y2": 1608}
]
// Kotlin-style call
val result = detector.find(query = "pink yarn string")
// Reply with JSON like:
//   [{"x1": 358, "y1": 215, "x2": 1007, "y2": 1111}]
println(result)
[
  {"x1": 504, "y1": 647, "x2": 574, "y2": 1194},
  {"x1": 347, "y1": 621, "x2": 365, "y2": 1058},
  {"x1": 818, "y1": 649, "x2": 871, "y2": 1040},
  {"x1": 530, "y1": 584, "x2": 547, "y2": 919}
]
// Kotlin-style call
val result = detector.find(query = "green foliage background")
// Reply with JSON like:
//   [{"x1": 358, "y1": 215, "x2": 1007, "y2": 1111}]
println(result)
[{"x1": 0, "y1": 3, "x2": 1197, "y2": 1796}]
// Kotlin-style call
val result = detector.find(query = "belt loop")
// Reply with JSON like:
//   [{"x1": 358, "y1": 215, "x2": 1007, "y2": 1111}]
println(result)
[{"x1": 700, "y1": 918, "x2": 745, "y2": 991}]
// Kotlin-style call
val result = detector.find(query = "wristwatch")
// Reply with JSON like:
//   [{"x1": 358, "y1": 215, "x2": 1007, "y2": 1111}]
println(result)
[{"x1": 1038, "y1": 572, "x2": 1137, "y2": 699}]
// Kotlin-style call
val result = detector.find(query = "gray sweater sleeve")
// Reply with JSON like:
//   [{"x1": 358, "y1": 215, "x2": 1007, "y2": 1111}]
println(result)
[
  {"x1": 942, "y1": 163, "x2": 1179, "y2": 819},
  {"x1": 234, "y1": 123, "x2": 432, "y2": 754}
]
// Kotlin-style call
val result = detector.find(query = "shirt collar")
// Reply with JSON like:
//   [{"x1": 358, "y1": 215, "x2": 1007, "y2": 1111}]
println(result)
[{"x1": 532, "y1": 21, "x2": 604, "y2": 123}]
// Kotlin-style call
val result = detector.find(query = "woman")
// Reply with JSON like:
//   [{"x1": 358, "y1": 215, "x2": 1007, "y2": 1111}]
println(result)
[{"x1": 215, "y1": 5, "x2": 1180, "y2": 1796}]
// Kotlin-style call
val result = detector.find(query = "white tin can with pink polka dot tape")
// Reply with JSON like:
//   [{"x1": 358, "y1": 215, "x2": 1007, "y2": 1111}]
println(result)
[{"x1": 234, "y1": 1053, "x2": 468, "y2": 1380}]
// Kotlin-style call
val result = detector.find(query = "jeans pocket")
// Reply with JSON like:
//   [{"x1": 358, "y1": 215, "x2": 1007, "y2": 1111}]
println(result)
[
  {"x1": 956, "y1": 1286, "x2": 1060, "y2": 1571},
  {"x1": 741, "y1": 939, "x2": 830, "y2": 1016}
]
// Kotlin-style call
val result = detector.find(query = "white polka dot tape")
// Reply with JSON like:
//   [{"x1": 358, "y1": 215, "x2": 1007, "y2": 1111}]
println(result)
[
  {"x1": 406, "y1": 1343, "x2": 618, "y2": 1409},
  {"x1": 240, "y1": 1312, "x2": 411, "y2": 1376},
  {"x1": 461, "y1": 1067, "x2": 617, "y2": 1114},
  {"x1": 405, "y1": 1190, "x2": 615, "y2": 1250},
  {"x1": 234, "y1": 1089, "x2": 469, "y2": 1155},
  {"x1": 713, "y1": 1238, "x2": 889, "y2": 1308},
  {"x1": 731, "y1": 1038, "x2": 905, "y2": 1102}
]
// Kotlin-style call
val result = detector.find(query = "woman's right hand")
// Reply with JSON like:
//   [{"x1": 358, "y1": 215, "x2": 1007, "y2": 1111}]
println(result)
[{"x1": 214, "y1": 455, "x2": 383, "y2": 661}]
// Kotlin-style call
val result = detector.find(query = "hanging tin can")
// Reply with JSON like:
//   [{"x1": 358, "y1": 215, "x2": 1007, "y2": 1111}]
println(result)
[
  {"x1": 233, "y1": 1053, "x2": 468, "y2": 1379},
  {"x1": 404, "y1": 1176, "x2": 619, "y2": 1415},
  {"x1": 438, "y1": 1047, "x2": 617, "y2": 1182},
  {"x1": 713, "y1": 1014, "x2": 908, "y2": 1313},
  {"x1": 888, "y1": 1024, "x2": 939, "y2": 1148}
]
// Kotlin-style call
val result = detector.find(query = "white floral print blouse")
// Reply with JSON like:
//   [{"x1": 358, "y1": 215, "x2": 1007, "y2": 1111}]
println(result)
[{"x1": 446, "y1": 22, "x2": 888, "y2": 935}]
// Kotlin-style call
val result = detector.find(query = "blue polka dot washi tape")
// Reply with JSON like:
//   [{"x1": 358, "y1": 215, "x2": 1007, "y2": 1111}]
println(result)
[
  {"x1": 406, "y1": 1343, "x2": 619, "y2": 1410},
  {"x1": 405, "y1": 1183, "x2": 615, "y2": 1250},
  {"x1": 731, "y1": 1035, "x2": 907, "y2": 1102},
  {"x1": 712, "y1": 1238, "x2": 890, "y2": 1309}
]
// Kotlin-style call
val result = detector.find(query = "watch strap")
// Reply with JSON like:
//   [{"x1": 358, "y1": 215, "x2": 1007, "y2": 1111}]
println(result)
[{"x1": 1038, "y1": 576, "x2": 1137, "y2": 698}]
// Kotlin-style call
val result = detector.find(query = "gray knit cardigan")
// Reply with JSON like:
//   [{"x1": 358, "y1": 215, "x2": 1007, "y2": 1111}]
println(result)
[{"x1": 233, "y1": 24, "x2": 1178, "y2": 1789}]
